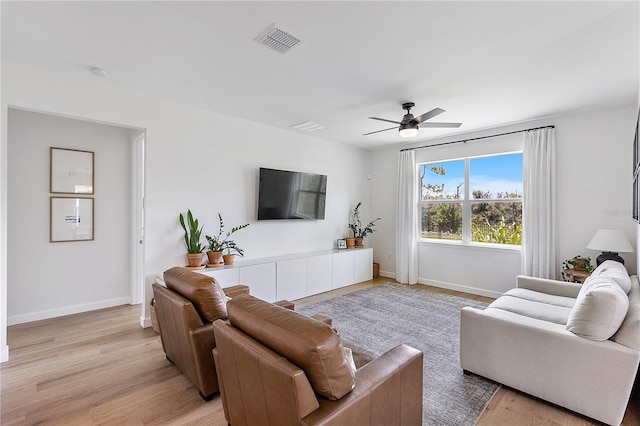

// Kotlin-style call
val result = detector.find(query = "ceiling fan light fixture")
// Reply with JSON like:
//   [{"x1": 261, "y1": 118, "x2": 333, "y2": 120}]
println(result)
[
  {"x1": 399, "y1": 125, "x2": 419, "y2": 138},
  {"x1": 366, "y1": 103, "x2": 460, "y2": 138}
]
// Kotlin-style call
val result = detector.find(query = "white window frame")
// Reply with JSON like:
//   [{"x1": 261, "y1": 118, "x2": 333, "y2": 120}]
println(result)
[{"x1": 419, "y1": 152, "x2": 523, "y2": 247}]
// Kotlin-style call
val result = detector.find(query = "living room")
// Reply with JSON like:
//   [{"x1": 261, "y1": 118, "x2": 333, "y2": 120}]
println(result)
[{"x1": 1, "y1": 1, "x2": 639, "y2": 424}]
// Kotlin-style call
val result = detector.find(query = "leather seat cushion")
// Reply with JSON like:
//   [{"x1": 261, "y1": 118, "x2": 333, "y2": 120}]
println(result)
[
  {"x1": 342, "y1": 338, "x2": 376, "y2": 369},
  {"x1": 227, "y1": 294, "x2": 356, "y2": 400},
  {"x1": 164, "y1": 266, "x2": 228, "y2": 322}
]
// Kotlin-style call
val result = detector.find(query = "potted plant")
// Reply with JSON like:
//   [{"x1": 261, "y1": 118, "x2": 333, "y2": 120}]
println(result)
[
  {"x1": 222, "y1": 241, "x2": 244, "y2": 265},
  {"x1": 205, "y1": 213, "x2": 249, "y2": 266},
  {"x1": 561, "y1": 255, "x2": 594, "y2": 281},
  {"x1": 348, "y1": 201, "x2": 381, "y2": 248},
  {"x1": 179, "y1": 209, "x2": 205, "y2": 267},
  {"x1": 205, "y1": 213, "x2": 226, "y2": 266},
  {"x1": 205, "y1": 234, "x2": 225, "y2": 266}
]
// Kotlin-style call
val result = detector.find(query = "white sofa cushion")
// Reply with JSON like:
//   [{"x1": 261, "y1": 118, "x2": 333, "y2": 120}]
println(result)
[
  {"x1": 487, "y1": 295, "x2": 572, "y2": 325},
  {"x1": 589, "y1": 260, "x2": 631, "y2": 294},
  {"x1": 612, "y1": 275, "x2": 640, "y2": 350},
  {"x1": 566, "y1": 276, "x2": 629, "y2": 341},
  {"x1": 504, "y1": 288, "x2": 576, "y2": 308}
]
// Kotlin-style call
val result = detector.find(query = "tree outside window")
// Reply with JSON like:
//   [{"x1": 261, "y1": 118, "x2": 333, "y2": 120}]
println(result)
[{"x1": 419, "y1": 153, "x2": 523, "y2": 245}]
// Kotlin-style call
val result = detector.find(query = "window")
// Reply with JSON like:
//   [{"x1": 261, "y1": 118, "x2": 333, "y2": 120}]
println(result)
[{"x1": 419, "y1": 152, "x2": 523, "y2": 245}]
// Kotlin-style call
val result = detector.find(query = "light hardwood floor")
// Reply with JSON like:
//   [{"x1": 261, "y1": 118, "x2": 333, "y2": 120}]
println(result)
[{"x1": 1, "y1": 278, "x2": 638, "y2": 425}]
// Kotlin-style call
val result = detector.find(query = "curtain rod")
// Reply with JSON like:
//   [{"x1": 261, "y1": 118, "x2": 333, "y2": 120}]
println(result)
[{"x1": 399, "y1": 125, "x2": 555, "y2": 152}]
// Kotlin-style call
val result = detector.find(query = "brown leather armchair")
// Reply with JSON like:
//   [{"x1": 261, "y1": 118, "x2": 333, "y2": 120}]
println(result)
[
  {"x1": 212, "y1": 294, "x2": 424, "y2": 426},
  {"x1": 152, "y1": 267, "x2": 249, "y2": 400}
]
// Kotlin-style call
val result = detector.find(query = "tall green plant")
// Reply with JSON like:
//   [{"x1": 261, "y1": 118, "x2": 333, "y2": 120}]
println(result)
[
  {"x1": 348, "y1": 201, "x2": 381, "y2": 238},
  {"x1": 179, "y1": 210, "x2": 205, "y2": 254},
  {"x1": 205, "y1": 213, "x2": 249, "y2": 255},
  {"x1": 223, "y1": 240, "x2": 244, "y2": 257}
]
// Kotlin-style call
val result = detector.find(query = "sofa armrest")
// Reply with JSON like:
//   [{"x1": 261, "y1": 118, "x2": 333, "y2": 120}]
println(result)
[
  {"x1": 189, "y1": 323, "x2": 219, "y2": 397},
  {"x1": 516, "y1": 275, "x2": 581, "y2": 298},
  {"x1": 460, "y1": 306, "x2": 640, "y2": 425},
  {"x1": 301, "y1": 344, "x2": 423, "y2": 426},
  {"x1": 274, "y1": 299, "x2": 295, "y2": 310},
  {"x1": 223, "y1": 285, "x2": 250, "y2": 298},
  {"x1": 310, "y1": 313, "x2": 332, "y2": 325}
]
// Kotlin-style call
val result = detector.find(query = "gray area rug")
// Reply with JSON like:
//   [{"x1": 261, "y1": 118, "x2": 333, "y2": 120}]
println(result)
[{"x1": 299, "y1": 282, "x2": 500, "y2": 426}]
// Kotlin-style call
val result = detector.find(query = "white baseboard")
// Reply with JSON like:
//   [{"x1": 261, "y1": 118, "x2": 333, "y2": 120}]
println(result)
[
  {"x1": 0, "y1": 344, "x2": 8, "y2": 363},
  {"x1": 417, "y1": 278, "x2": 503, "y2": 299},
  {"x1": 379, "y1": 270, "x2": 396, "y2": 279},
  {"x1": 140, "y1": 315, "x2": 152, "y2": 328},
  {"x1": 375, "y1": 271, "x2": 501, "y2": 299},
  {"x1": 7, "y1": 297, "x2": 132, "y2": 325}
]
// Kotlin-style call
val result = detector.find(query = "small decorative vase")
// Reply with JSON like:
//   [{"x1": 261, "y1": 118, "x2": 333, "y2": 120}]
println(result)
[
  {"x1": 186, "y1": 253, "x2": 204, "y2": 267},
  {"x1": 206, "y1": 251, "x2": 223, "y2": 265},
  {"x1": 354, "y1": 237, "x2": 364, "y2": 248},
  {"x1": 223, "y1": 255, "x2": 235, "y2": 265},
  {"x1": 346, "y1": 238, "x2": 356, "y2": 248}
]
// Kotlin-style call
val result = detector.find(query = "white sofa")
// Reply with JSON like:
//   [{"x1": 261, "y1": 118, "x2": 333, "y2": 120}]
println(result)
[{"x1": 460, "y1": 261, "x2": 640, "y2": 425}]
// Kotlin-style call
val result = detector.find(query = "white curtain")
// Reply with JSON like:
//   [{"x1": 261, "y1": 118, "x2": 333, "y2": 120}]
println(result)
[
  {"x1": 523, "y1": 127, "x2": 557, "y2": 279},
  {"x1": 395, "y1": 150, "x2": 419, "y2": 284}
]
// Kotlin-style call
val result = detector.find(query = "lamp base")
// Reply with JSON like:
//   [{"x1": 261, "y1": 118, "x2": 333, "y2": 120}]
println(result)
[{"x1": 595, "y1": 251, "x2": 624, "y2": 266}]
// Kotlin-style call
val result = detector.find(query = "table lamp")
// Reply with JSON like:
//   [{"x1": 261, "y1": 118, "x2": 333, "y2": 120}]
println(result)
[{"x1": 586, "y1": 228, "x2": 634, "y2": 265}]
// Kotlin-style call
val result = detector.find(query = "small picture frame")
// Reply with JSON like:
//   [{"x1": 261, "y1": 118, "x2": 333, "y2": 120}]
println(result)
[
  {"x1": 337, "y1": 239, "x2": 347, "y2": 249},
  {"x1": 50, "y1": 197, "x2": 94, "y2": 242},
  {"x1": 50, "y1": 147, "x2": 94, "y2": 194}
]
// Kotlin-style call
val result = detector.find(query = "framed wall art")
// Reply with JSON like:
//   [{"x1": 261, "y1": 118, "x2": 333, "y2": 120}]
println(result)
[
  {"x1": 634, "y1": 107, "x2": 640, "y2": 223},
  {"x1": 337, "y1": 238, "x2": 347, "y2": 249},
  {"x1": 634, "y1": 176, "x2": 638, "y2": 223},
  {"x1": 50, "y1": 197, "x2": 94, "y2": 242},
  {"x1": 50, "y1": 147, "x2": 94, "y2": 194}
]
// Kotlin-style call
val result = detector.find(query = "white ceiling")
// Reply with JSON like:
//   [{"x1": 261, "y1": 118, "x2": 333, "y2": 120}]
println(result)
[{"x1": 2, "y1": 1, "x2": 639, "y2": 149}]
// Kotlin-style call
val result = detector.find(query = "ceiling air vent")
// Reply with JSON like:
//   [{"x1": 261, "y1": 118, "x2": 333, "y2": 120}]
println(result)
[
  {"x1": 254, "y1": 24, "x2": 301, "y2": 55},
  {"x1": 290, "y1": 121, "x2": 325, "y2": 133}
]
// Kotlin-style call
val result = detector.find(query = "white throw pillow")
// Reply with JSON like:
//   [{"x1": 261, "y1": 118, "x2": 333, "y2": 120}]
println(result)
[
  {"x1": 612, "y1": 276, "x2": 640, "y2": 351},
  {"x1": 566, "y1": 276, "x2": 629, "y2": 341},
  {"x1": 589, "y1": 260, "x2": 631, "y2": 294}
]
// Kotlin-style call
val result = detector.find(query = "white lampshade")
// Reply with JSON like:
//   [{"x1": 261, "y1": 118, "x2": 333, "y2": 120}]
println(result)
[{"x1": 587, "y1": 229, "x2": 634, "y2": 253}]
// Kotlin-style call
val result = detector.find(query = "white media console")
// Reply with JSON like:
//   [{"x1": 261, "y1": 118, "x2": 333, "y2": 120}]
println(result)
[{"x1": 198, "y1": 248, "x2": 373, "y2": 303}]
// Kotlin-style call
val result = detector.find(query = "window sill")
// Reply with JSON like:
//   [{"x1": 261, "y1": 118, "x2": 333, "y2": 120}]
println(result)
[{"x1": 418, "y1": 239, "x2": 522, "y2": 254}]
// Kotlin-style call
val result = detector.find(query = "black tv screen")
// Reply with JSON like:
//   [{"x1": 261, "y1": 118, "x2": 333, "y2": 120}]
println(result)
[{"x1": 258, "y1": 168, "x2": 327, "y2": 220}]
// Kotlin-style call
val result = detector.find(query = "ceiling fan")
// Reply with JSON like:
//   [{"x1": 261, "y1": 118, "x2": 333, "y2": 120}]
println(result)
[{"x1": 364, "y1": 102, "x2": 462, "y2": 137}]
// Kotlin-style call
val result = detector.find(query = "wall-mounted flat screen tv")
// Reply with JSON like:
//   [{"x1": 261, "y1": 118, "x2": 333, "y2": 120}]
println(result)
[{"x1": 258, "y1": 167, "x2": 327, "y2": 220}]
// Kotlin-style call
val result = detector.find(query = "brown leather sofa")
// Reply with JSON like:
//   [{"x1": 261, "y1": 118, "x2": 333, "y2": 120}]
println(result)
[
  {"x1": 212, "y1": 294, "x2": 424, "y2": 426},
  {"x1": 152, "y1": 266, "x2": 250, "y2": 400}
]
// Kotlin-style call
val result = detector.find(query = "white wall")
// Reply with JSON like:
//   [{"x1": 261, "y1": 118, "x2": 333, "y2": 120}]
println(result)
[
  {"x1": 418, "y1": 244, "x2": 522, "y2": 297},
  {"x1": 370, "y1": 104, "x2": 638, "y2": 297},
  {"x1": 7, "y1": 109, "x2": 133, "y2": 324},
  {"x1": 0, "y1": 62, "x2": 370, "y2": 360},
  {"x1": 555, "y1": 105, "x2": 637, "y2": 274}
]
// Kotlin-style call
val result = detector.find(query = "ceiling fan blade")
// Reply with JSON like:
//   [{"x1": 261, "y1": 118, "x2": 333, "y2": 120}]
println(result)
[
  {"x1": 363, "y1": 126, "x2": 398, "y2": 136},
  {"x1": 369, "y1": 117, "x2": 403, "y2": 125},
  {"x1": 419, "y1": 122, "x2": 462, "y2": 128},
  {"x1": 414, "y1": 108, "x2": 445, "y2": 124}
]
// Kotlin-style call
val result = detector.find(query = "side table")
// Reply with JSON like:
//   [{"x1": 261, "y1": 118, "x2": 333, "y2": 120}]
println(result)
[{"x1": 563, "y1": 269, "x2": 591, "y2": 283}]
